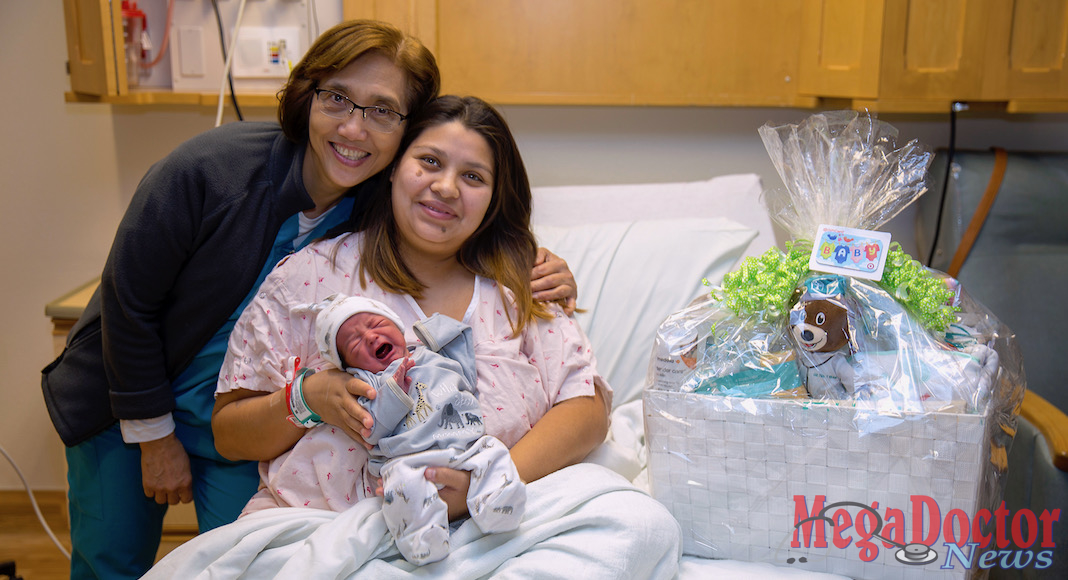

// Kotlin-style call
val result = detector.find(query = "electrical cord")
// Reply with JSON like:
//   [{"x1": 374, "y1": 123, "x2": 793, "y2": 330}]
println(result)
[
  {"x1": 308, "y1": 0, "x2": 321, "y2": 45},
  {"x1": 0, "y1": 442, "x2": 71, "y2": 561},
  {"x1": 140, "y1": 0, "x2": 175, "y2": 70},
  {"x1": 925, "y1": 102, "x2": 962, "y2": 267},
  {"x1": 210, "y1": 0, "x2": 243, "y2": 121},
  {"x1": 215, "y1": 0, "x2": 250, "y2": 128}
]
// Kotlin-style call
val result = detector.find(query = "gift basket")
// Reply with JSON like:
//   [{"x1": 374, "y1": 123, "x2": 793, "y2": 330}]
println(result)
[{"x1": 643, "y1": 111, "x2": 1026, "y2": 579}]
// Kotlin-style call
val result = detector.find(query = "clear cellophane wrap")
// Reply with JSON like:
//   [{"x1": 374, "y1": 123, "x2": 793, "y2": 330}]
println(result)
[{"x1": 643, "y1": 111, "x2": 1025, "y2": 571}]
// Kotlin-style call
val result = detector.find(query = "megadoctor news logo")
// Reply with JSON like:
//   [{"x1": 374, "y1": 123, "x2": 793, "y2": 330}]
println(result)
[{"x1": 790, "y1": 495, "x2": 1060, "y2": 570}]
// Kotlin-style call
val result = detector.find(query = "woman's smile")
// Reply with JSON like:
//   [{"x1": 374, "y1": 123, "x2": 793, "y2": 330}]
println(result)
[
  {"x1": 391, "y1": 121, "x2": 494, "y2": 256},
  {"x1": 418, "y1": 199, "x2": 458, "y2": 220},
  {"x1": 331, "y1": 142, "x2": 371, "y2": 165}
]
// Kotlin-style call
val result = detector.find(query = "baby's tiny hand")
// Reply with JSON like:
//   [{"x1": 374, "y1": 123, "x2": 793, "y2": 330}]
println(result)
[{"x1": 393, "y1": 354, "x2": 414, "y2": 393}]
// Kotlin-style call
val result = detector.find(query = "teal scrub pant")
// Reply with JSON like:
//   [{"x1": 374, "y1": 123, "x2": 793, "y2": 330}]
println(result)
[{"x1": 65, "y1": 423, "x2": 259, "y2": 579}]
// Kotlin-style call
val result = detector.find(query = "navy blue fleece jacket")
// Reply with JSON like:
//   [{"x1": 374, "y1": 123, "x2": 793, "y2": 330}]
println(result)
[{"x1": 45, "y1": 122, "x2": 376, "y2": 437}]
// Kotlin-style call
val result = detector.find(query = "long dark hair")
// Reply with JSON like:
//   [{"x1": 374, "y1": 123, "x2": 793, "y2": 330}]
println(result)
[{"x1": 356, "y1": 95, "x2": 549, "y2": 333}]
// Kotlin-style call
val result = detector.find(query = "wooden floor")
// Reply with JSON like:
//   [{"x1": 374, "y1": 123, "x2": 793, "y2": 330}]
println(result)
[
  {"x1": 0, "y1": 490, "x2": 190, "y2": 580},
  {"x1": 0, "y1": 490, "x2": 71, "y2": 580}
]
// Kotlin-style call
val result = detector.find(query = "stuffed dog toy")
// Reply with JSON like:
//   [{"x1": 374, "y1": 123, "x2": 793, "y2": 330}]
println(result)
[{"x1": 788, "y1": 276, "x2": 856, "y2": 399}]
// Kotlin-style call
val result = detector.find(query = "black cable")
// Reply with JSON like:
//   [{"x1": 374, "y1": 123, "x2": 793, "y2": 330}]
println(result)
[
  {"x1": 925, "y1": 104, "x2": 958, "y2": 267},
  {"x1": 210, "y1": 0, "x2": 244, "y2": 121}
]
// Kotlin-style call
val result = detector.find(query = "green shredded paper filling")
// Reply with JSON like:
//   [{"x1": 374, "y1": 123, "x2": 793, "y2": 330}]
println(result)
[{"x1": 708, "y1": 241, "x2": 959, "y2": 331}]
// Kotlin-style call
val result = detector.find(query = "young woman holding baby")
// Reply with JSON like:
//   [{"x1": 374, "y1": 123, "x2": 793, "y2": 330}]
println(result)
[{"x1": 202, "y1": 92, "x2": 681, "y2": 576}]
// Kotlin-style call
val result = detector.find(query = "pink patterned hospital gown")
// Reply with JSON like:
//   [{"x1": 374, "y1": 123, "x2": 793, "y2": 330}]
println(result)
[{"x1": 217, "y1": 233, "x2": 610, "y2": 515}]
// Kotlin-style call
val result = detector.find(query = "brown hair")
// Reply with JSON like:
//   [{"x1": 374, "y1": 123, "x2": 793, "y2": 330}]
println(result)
[
  {"x1": 278, "y1": 20, "x2": 440, "y2": 143},
  {"x1": 357, "y1": 95, "x2": 549, "y2": 333}
]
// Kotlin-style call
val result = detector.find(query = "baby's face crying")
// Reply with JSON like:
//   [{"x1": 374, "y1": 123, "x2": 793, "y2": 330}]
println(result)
[{"x1": 336, "y1": 313, "x2": 406, "y2": 372}]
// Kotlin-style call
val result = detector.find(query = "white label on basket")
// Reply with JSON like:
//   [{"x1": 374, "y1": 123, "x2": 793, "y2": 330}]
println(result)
[{"x1": 808, "y1": 224, "x2": 891, "y2": 281}]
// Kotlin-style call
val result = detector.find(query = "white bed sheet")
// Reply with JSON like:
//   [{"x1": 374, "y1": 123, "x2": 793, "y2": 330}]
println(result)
[{"x1": 147, "y1": 460, "x2": 682, "y2": 580}]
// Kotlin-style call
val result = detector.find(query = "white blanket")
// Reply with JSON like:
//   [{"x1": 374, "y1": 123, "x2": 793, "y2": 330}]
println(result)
[{"x1": 146, "y1": 463, "x2": 682, "y2": 580}]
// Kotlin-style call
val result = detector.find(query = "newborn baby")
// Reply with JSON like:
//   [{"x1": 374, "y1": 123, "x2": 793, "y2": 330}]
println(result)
[{"x1": 311, "y1": 294, "x2": 526, "y2": 565}]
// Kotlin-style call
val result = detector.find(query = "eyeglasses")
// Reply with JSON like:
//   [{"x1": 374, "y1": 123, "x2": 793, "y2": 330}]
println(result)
[{"x1": 313, "y1": 88, "x2": 407, "y2": 133}]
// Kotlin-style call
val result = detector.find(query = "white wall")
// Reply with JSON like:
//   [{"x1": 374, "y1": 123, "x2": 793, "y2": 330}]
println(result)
[{"x1": 3, "y1": 2, "x2": 1068, "y2": 490}]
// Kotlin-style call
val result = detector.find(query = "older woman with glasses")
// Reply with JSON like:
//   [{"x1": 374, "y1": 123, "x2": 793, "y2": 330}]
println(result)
[{"x1": 43, "y1": 20, "x2": 577, "y2": 580}]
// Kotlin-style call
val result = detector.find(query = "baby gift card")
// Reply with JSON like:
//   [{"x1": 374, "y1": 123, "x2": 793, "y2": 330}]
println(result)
[{"x1": 808, "y1": 224, "x2": 891, "y2": 281}]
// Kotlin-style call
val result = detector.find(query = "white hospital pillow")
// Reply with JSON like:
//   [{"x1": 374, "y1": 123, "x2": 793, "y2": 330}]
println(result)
[
  {"x1": 533, "y1": 217, "x2": 756, "y2": 407},
  {"x1": 531, "y1": 174, "x2": 775, "y2": 259}
]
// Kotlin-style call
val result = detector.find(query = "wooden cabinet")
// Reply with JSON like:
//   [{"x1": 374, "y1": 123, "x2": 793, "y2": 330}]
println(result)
[
  {"x1": 999, "y1": 0, "x2": 1068, "y2": 110},
  {"x1": 797, "y1": 0, "x2": 1068, "y2": 112},
  {"x1": 62, "y1": 0, "x2": 1068, "y2": 112},
  {"x1": 64, "y1": 0, "x2": 125, "y2": 97},
  {"x1": 347, "y1": 0, "x2": 816, "y2": 107},
  {"x1": 61, "y1": 0, "x2": 817, "y2": 108},
  {"x1": 62, "y1": 0, "x2": 278, "y2": 106}
]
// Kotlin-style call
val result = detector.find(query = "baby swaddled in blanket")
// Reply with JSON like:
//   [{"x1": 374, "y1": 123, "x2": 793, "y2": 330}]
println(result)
[{"x1": 276, "y1": 294, "x2": 525, "y2": 565}]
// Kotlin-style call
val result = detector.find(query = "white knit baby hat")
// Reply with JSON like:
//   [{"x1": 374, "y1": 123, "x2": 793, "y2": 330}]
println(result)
[{"x1": 308, "y1": 294, "x2": 406, "y2": 370}]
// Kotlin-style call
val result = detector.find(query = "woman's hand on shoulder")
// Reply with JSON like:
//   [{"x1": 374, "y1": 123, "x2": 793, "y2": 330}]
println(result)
[
  {"x1": 303, "y1": 368, "x2": 376, "y2": 448},
  {"x1": 531, "y1": 248, "x2": 577, "y2": 315}
]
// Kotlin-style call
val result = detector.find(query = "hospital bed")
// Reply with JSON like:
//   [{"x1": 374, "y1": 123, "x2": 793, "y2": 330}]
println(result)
[
  {"x1": 146, "y1": 173, "x2": 848, "y2": 579},
  {"x1": 149, "y1": 168, "x2": 1061, "y2": 578}
]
